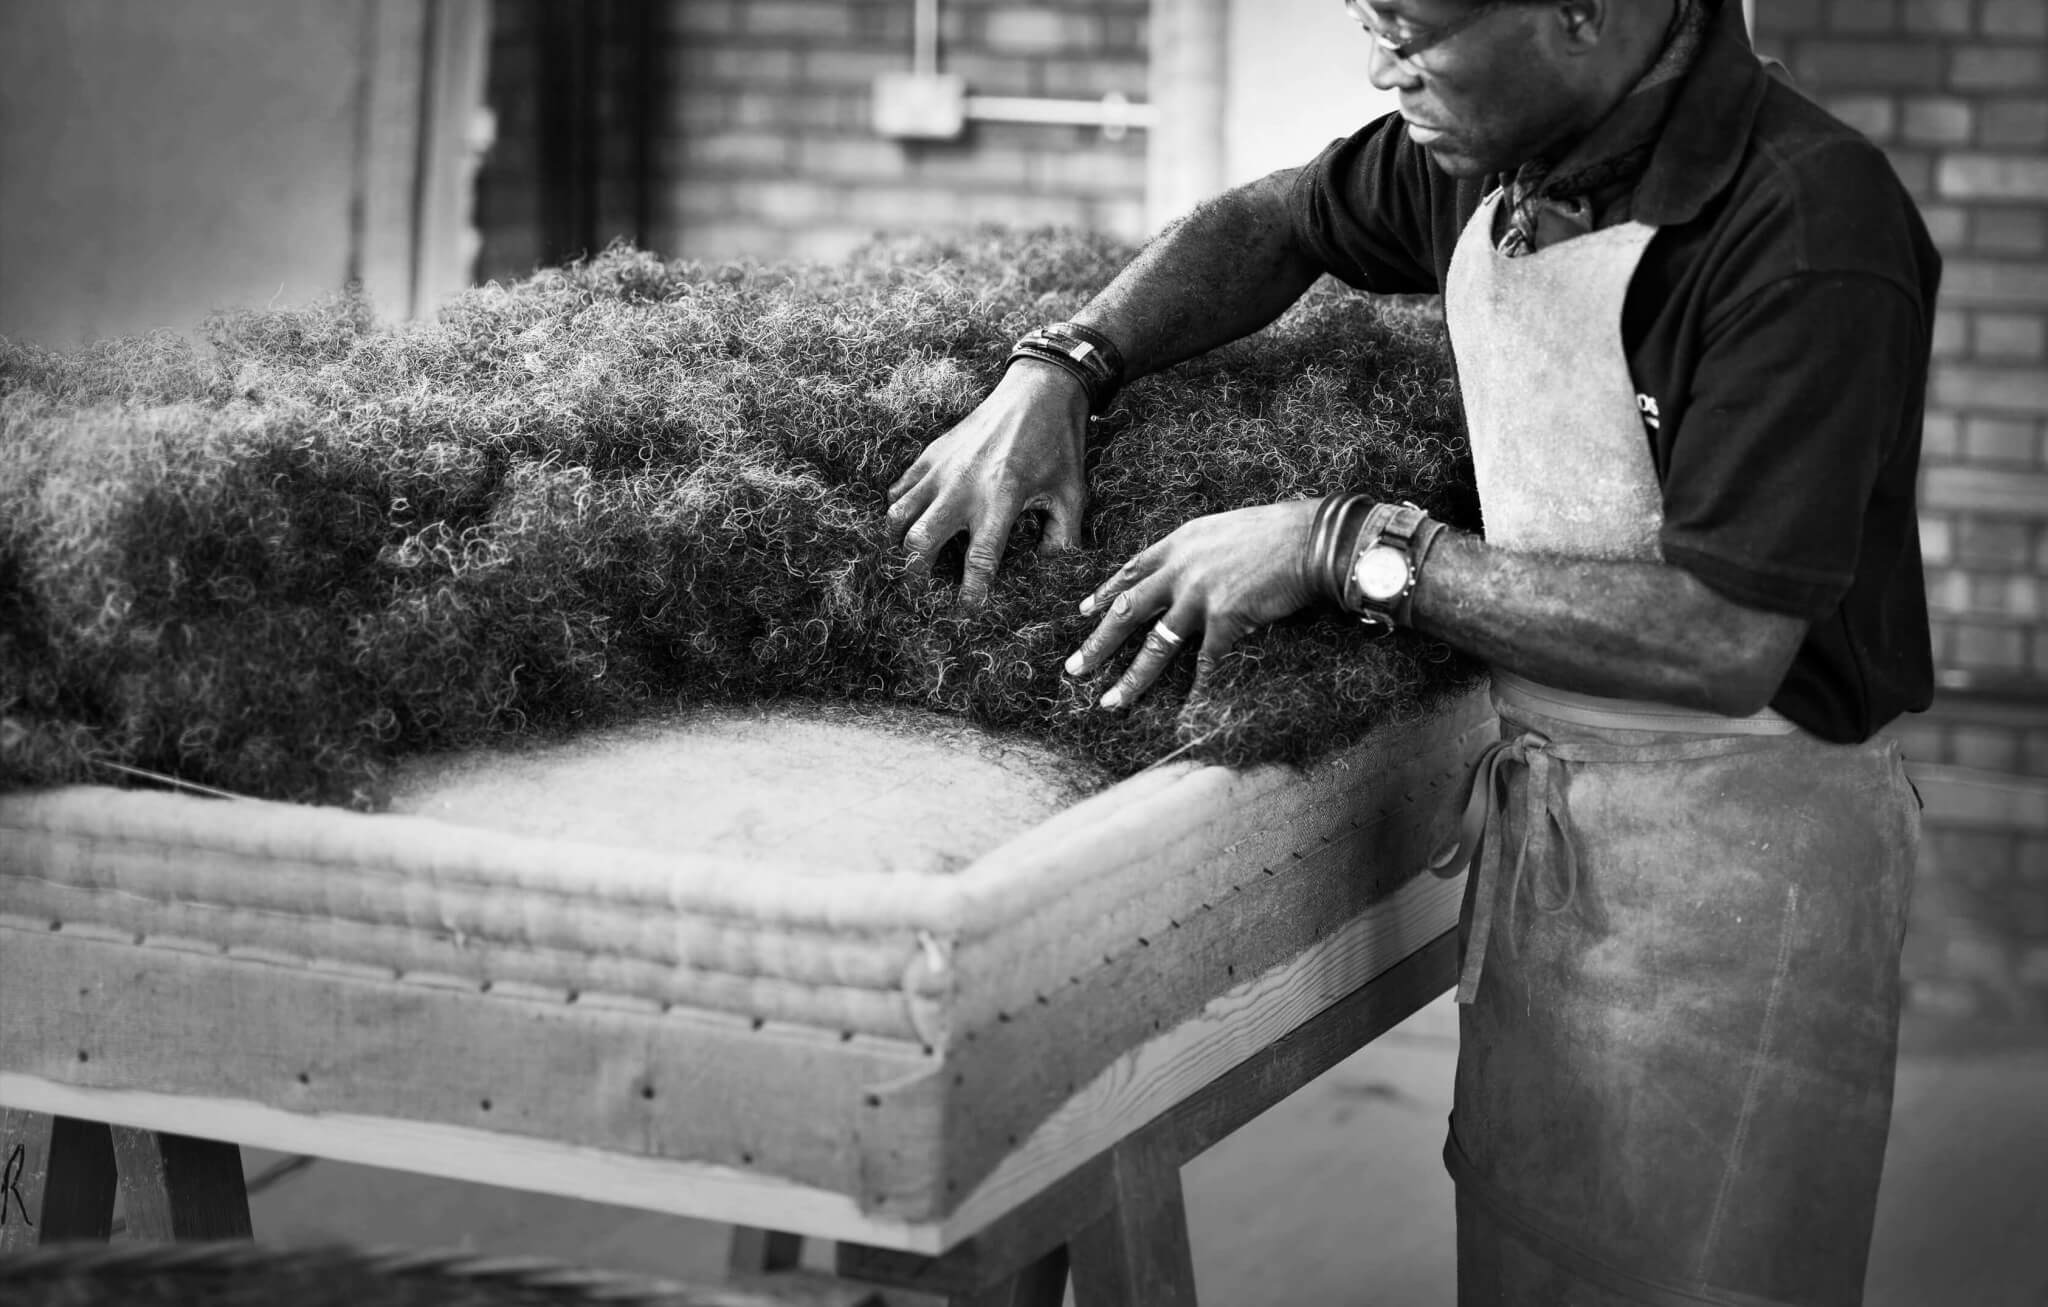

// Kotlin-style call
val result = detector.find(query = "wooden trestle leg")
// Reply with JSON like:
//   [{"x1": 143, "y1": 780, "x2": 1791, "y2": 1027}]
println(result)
[
  {"x1": 1067, "y1": 1133, "x2": 1197, "y2": 1307},
  {"x1": 839, "y1": 1239, "x2": 1073, "y2": 1307},
  {"x1": 833, "y1": 1128, "x2": 1194, "y2": 1306},
  {"x1": 0, "y1": 1112, "x2": 118, "y2": 1248},
  {"x1": 729, "y1": 1225, "x2": 806, "y2": 1273},
  {"x1": 0, "y1": 1114, "x2": 251, "y2": 1247},
  {"x1": 969, "y1": 1244, "x2": 1071, "y2": 1307},
  {"x1": 108, "y1": 1126, "x2": 252, "y2": 1241}
]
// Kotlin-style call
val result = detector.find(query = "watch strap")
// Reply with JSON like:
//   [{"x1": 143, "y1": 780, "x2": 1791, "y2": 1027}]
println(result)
[
  {"x1": 1396, "y1": 513, "x2": 1448, "y2": 628},
  {"x1": 1343, "y1": 500, "x2": 1443, "y2": 629}
]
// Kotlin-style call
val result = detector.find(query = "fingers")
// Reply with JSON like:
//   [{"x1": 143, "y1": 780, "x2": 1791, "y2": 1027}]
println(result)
[
  {"x1": 1064, "y1": 553, "x2": 1197, "y2": 709},
  {"x1": 1061, "y1": 562, "x2": 1256, "y2": 711},
  {"x1": 1065, "y1": 590, "x2": 1144, "y2": 681},
  {"x1": 1098, "y1": 607, "x2": 1199, "y2": 709},
  {"x1": 884, "y1": 469, "x2": 940, "y2": 550},
  {"x1": 1035, "y1": 488, "x2": 1085, "y2": 557},
  {"x1": 891, "y1": 476, "x2": 1022, "y2": 605},
  {"x1": 893, "y1": 489, "x2": 964, "y2": 579},
  {"x1": 955, "y1": 511, "x2": 1017, "y2": 609},
  {"x1": 885, "y1": 452, "x2": 931, "y2": 505},
  {"x1": 1077, "y1": 551, "x2": 1153, "y2": 619},
  {"x1": 1190, "y1": 618, "x2": 1249, "y2": 698}
]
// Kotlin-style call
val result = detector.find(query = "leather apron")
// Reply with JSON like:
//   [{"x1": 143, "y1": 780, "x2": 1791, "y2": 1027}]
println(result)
[{"x1": 1437, "y1": 191, "x2": 1920, "y2": 1307}]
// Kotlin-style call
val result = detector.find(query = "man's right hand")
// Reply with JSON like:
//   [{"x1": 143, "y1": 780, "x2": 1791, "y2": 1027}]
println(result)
[{"x1": 884, "y1": 358, "x2": 1093, "y2": 606}]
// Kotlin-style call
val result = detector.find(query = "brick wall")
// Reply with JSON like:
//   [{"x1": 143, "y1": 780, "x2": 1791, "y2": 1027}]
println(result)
[
  {"x1": 475, "y1": 0, "x2": 1149, "y2": 283},
  {"x1": 1756, "y1": 0, "x2": 2048, "y2": 1020}
]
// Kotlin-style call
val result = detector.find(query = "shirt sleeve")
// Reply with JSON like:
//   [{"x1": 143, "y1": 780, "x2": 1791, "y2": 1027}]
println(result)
[
  {"x1": 1656, "y1": 269, "x2": 1928, "y2": 619},
  {"x1": 1288, "y1": 113, "x2": 1446, "y2": 295}
]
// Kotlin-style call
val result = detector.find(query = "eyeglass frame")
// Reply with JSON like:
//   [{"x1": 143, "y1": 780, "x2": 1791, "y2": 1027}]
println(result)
[{"x1": 1341, "y1": 0, "x2": 1519, "y2": 66}]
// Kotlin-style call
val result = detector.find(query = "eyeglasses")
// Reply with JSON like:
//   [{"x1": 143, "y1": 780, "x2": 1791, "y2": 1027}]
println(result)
[{"x1": 1342, "y1": 0, "x2": 1515, "y2": 66}]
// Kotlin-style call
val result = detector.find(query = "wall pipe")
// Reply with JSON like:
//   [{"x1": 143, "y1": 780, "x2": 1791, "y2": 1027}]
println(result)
[
  {"x1": 907, "y1": 0, "x2": 1158, "y2": 136},
  {"x1": 964, "y1": 92, "x2": 1155, "y2": 133}
]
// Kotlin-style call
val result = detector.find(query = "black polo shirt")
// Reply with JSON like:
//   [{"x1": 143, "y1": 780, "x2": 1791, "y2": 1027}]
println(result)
[{"x1": 1289, "y1": 0, "x2": 1938, "y2": 743}]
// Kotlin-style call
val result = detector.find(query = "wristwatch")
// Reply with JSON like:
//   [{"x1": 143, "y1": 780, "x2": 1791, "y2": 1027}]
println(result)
[{"x1": 1344, "y1": 501, "x2": 1441, "y2": 632}]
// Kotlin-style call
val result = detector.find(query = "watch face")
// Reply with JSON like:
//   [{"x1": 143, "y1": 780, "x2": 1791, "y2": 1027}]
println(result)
[{"x1": 1354, "y1": 544, "x2": 1411, "y2": 603}]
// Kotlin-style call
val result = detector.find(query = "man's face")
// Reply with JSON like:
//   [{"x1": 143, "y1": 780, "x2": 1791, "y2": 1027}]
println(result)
[{"x1": 1350, "y1": 0, "x2": 1597, "y2": 178}]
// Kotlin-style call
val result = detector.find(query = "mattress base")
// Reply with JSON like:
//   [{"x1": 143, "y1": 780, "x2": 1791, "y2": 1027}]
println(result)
[{"x1": 0, "y1": 927, "x2": 1460, "y2": 1253}]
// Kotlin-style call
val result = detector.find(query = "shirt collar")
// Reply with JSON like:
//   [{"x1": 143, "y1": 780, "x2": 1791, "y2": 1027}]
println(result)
[{"x1": 1628, "y1": 0, "x2": 1774, "y2": 227}]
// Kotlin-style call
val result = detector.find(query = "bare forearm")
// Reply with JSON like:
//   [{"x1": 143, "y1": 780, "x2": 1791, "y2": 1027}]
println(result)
[
  {"x1": 1073, "y1": 169, "x2": 1324, "y2": 381},
  {"x1": 1411, "y1": 533, "x2": 1807, "y2": 716}
]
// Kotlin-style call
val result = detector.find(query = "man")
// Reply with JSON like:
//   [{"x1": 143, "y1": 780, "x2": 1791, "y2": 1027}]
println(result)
[{"x1": 887, "y1": 0, "x2": 1937, "y2": 1303}]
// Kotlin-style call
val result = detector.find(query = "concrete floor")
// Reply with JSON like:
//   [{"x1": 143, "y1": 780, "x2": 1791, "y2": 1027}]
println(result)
[{"x1": 228, "y1": 995, "x2": 2048, "y2": 1305}]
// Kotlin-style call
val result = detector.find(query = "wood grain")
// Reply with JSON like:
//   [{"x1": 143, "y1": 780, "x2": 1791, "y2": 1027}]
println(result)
[
  {"x1": 0, "y1": 926, "x2": 943, "y2": 1208},
  {"x1": 2, "y1": 933, "x2": 1455, "y2": 1298},
  {"x1": 0, "y1": 1111, "x2": 116, "y2": 1247},
  {"x1": 837, "y1": 936, "x2": 1457, "y2": 1289},
  {"x1": 934, "y1": 872, "x2": 1464, "y2": 1236},
  {"x1": 0, "y1": 1072, "x2": 948, "y2": 1253},
  {"x1": 109, "y1": 1127, "x2": 253, "y2": 1240},
  {"x1": 1067, "y1": 1129, "x2": 1197, "y2": 1307},
  {"x1": 0, "y1": 880, "x2": 1459, "y2": 1245}
]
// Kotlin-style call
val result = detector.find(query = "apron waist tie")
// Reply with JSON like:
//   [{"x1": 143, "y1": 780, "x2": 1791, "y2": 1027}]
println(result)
[
  {"x1": 1438, "y1": 731, "x2": 1582, "y2": 1005},
  {"x1": 1435, "y1": 685, "x2": 1804, "y2": 1005}
]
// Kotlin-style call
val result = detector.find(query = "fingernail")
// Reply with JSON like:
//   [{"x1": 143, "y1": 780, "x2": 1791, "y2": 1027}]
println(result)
[
  {"x1": 1064, "y1": 652, "x2": 1086, "y2": 675},
  {"x1": 1100, "y1": 688, "x2": 1123, "y2": 709},
  {"x1": 1078, "y1": 595, "x2": 1096, "y2": 615}
]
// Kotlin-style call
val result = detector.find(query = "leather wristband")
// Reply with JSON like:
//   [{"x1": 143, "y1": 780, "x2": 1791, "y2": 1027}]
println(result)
[
  {"x1": 1397, "y1": 514, "x2": 1448, "y2": 628},
  {"x1": 1006, "y1": 321, "x2": 1126, "y2": 416},
  {"x1": 1342, "y1": 500, "x2": 1444, "y2": 630}
]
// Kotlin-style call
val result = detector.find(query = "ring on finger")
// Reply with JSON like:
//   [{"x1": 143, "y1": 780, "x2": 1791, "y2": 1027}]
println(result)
[{"x1": 1150, "y1": 620, "x2": 1186, "y2": 649}]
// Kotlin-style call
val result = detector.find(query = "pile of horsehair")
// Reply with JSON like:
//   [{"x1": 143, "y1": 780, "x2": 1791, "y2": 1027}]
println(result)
[{"x1": 0, "y1": 232, "x2": 1479, "y2": 809}]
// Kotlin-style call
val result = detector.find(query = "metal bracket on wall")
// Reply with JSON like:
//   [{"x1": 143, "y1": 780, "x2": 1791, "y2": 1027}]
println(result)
[{"x1": 872, "y1": 0, "x2": 1156, "y2": 142}]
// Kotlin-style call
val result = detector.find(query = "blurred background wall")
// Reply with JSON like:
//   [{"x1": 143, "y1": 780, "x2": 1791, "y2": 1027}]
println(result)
[
  {"x1": 2, "y1": 0, "x2": 2044, "y2": 1022},
  {"x1": 1, "y1": 0, "x2": 361, "y2": 345},
  {"x1": 0, "y1": 0, "x2": 488, "y2": 346},
  {"x1": 467, "y1": 0, "x2": 1393, "y2": 277}
]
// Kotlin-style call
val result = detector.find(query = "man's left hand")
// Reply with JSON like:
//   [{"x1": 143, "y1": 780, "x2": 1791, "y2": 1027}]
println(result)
[{"x1": 1065, "y1": 499, "x2": 1324, "y2": 709}]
